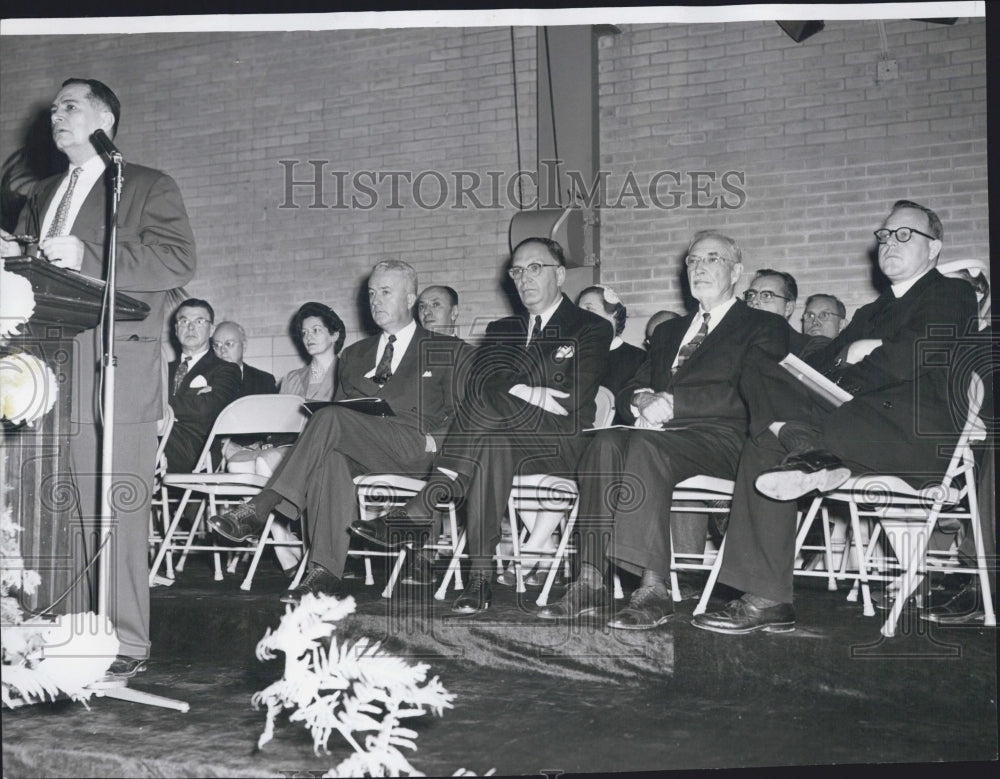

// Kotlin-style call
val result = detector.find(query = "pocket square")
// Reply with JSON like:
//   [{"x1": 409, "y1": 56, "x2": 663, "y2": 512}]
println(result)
[
  {"x1": 188, "y1": 375, "x2": 208, "y2": 388},
  {"x1": 422, "y1": 370, "x2": 433, "y2": 378},
  {"x1": 554, "y1": 344, "x2": 575, "y2": 361}
]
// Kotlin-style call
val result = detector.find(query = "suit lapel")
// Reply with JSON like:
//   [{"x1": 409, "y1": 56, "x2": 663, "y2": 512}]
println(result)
[
  {"x1": 70, "y1": 173, "x2": 107, "y2": 239},
  {"x1": 671, "y1": 300, "x2": 746, "y2": 376}
]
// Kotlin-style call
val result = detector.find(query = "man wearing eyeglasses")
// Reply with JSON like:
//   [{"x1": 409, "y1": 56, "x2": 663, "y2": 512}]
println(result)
[
  {"x1": 693, "y1": 200, "x2": 979, "y2": 634},
  {"x1": 164, "y1": 298, "x2": 242, "y2": 473},
  {"x1": 349, "y1": 237, "x2": 611, "y2": 615},
  {"x1": 212, "y1": 321, "x2": 278, "y2": 397},
  {"x1": 801, "y1": 294, "x2": 847, "y2": 340},
  {"x1": 536, "y1": 230, "x2": 789, "y2": 627},
  {"x1": 744, "y1": 269, "x2": 831, "y2": 358}
]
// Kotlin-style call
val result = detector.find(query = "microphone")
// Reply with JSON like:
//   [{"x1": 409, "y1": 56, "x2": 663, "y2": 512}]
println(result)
[{"x1": 91, "y1": 129, "x2": 124, "y2": 162}]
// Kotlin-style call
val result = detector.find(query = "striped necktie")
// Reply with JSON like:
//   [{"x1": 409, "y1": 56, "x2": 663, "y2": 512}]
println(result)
[
  {"x1": 46, "y1": 167, "x2": 83, "y2": 238},
  {"x1": 673, "y1": 313, "x2": 710, "y2": 374},
  {"x1": 172, "y1": 355, "x2": 191, "y2": 395},
  {"x1": 373, "y1": 334, "x2": 396, "y2": 386}
]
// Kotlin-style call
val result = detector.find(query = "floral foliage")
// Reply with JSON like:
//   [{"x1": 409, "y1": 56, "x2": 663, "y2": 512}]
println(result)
[
  {"x1": 0, "y1": 257, "x2": 35, "y2": 342},
  {"x1": 0, "y1": 352, "x2": 58, "y2": 426}
]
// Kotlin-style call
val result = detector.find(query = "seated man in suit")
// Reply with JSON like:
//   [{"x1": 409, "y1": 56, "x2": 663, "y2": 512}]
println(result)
[
  {"x1": 693, "y1": 200, "x2": 979, "y2": 634},
  {"x1": 417, "y1": 284, "x2": 460, "y2": 336},
  {"x1": 351, "y1": 237, "x2": 612, "y2": 615},
  {"x1": 801, "y1": 293, "x2": 848, "y2": 340},
  {"x1": 536, "y1": 230, "x2": 789, "y2": 629},
  {"x1": 212, "y1": 320, "x2": 277, "y2": 396},
  {"x1": 165, "y1": 298, "x2": 242, "y2": 473},
  {"x1": 744, "y1": 268, "x2": 829, "y2": 357},
  {"x1": 643, "y1": 309, "x2": 681, "y2": 349},
  {"x1": 208, "y1": 260, "x2": 471, "y2": 603}
]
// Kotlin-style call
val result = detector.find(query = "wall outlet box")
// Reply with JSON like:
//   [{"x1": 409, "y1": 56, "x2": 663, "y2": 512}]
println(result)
[{"x1": 877, "y1": 58, "x2": 898, "y2": 82}]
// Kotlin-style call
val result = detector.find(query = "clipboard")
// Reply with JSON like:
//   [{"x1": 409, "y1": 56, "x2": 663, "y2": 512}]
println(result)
[
  {"x1": 779, "y1": 353, "x2": 854, "y2": 409},
  {"x1": 303, "y1": 397, "x2": 395, "y2": 417}
]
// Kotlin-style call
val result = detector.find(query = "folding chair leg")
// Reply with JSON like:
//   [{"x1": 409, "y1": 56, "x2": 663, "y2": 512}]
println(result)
[
  {"x1": 613, "y1": 572, "x2": 624, "y2": 600},
  {"x1": 381, "y1": 548, "x2": 408, "y2": 598},
  {"x1": 534, "y1": 499, "x2": 578, "y2": 607},
  {"x1": 176, "y1": 501, "x2": 207, "y2": 574},
  {"x1": 848, "y1": 503, "x2": 875, "y2": 617},
  {"x1": 240, "y1": 513, "x2": 276, "y2": 591},
  {"x1": 820, "y1": 504, "x2": 836, "y2": 591},
  {"x1": 435, "y1": 530, "x2": 466, "y2": 601},
  {"x1": 363, "y1": 558, "x2": 374, "y2": 586},
  {"x1": 693, "y1": 535, "x2": 726, "y2": 616},
  {"x1": 148, "y1": 489, "x2": 192, "y2": 585},
  {"x1": 288, "y1": 551, "x2": 309, "y2": 590},
  {"x1": 446, "y1": 506, "x2": 464, "y2": 591},
  {"x1": 967, "y1": 481, "x2": 997, "y2": 626}
]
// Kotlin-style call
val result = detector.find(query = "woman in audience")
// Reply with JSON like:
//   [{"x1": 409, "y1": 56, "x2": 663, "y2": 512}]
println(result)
[
  {"x1": 279, "y1": 302, "x2": 346, "y2": 400},
  {"x1": 577, "y1": 284, "x2": 645, "y2": 396}
]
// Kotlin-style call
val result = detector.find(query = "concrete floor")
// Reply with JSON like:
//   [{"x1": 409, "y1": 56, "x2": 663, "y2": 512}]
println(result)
[{"x1": 2, "y1": 557, "x2": 996, "y2": 777}]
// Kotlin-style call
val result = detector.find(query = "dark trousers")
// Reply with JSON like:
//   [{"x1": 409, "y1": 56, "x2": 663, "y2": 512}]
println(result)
[
  {"x1": 575, "y1": 424, "x2": 745, "y2": 577},
  {"x1": 70, "y1": 419, "x2": 156, "y2": 660},
  {"x1": 265, "y1": 406, "x2": 432, "y2": 577}
]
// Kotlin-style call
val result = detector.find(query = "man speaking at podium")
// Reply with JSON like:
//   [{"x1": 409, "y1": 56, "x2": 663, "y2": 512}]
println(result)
[{"x1": 1, "y1": 78, "x2": 196, "y2": 678}]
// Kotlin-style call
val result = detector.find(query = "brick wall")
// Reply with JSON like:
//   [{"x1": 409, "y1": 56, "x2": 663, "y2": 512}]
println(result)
[{"x1": 0, "y1": 17, "x2": 986, "y2": 368}]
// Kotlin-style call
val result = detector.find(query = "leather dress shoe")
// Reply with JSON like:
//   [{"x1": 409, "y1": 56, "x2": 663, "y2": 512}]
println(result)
[
  {"x1": 921, "y1": 581, "x2": 985, "y2": 624},
  {"x1": 104, "y1": 655, "x2": 147, "y2": 680},
  {"x1": 208, "y1": 503, "x2": 265, "y2": 544},
  {"x1": 451, "y1": 572, "x2": 492, "y2": 615},
  {"x1": 400, "y1": 554, "x2": 435, "y2": 587},
  {"x1": 496, "y1": 567, "x2": 567, "y2": 589},
  {"x1": 349, "y1": 508, "x2": 433, "y2": 550},
  {"x1": 537, "y1": 580, "x2": 610, "y2": 620},
  {"x1": 280, "y1": 563, "x2": 342, "y2": 605},
  {"x1": 691, "y1": 595, "x2": 796, "y2": 634},
  {"x1": 608, "y1": 585, "x2": 677, "y2": 630},
  {"x1": 755, "y1": 450, "x2": 851, "y2": 501}
]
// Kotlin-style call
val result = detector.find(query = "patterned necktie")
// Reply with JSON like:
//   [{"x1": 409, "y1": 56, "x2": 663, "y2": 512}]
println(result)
[
  {"x1": 527, "y1": 315, "x2": 542, "y2": 346},
  {"x1": 373, "y1": 334, "x2": 396, "y2": 386},
  {"x1": 172, "y1": 355, "x2": 191, "y2": 395},
  {"x1": 673, "y1": 313, "x2": 710, "y2": 374},
  {"x1": 46, "y1": 167, "x2": 83, "y2": 238}
]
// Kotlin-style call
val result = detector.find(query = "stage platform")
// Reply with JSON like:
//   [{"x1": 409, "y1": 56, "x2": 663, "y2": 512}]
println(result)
[{"x1": 3, "y1": 556, "x2": 997, "y2": 777}]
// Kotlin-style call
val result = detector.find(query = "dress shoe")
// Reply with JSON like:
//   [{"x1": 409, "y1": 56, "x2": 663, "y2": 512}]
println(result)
[
  {"x1": 608, "y1": 585, "x2": 677, "y2": 630},
  {"x1": 103, "y1": 655, "x2": 147, "y2": 680},
  {"x1": 208, "y1": 503, "x2": 265, "y2": 544},
  {"x1": 400, "y1": 554, "x2": 435, "y2": 587},
  {"x1": 755, "y1": 450, "x2": 851, "y2": 501},
  {"x1": 691, "y1": 595, "x2": 796, "y2": 634},
  {"x1": 279, "y1": 563, "x2": 342, "y2": 605},
  {"x1": 536, "y1": 580, "x2": 610, "y2": 620},
  {"x1": 349, "y1": 508, "x2": 433, "y2": 550},
  {"x1": 496, "y1": 567, "x2": 566, "y2": 589},
  {"x1": 921, "y1": 581, "x2": 985, "y2": 624},
  {"x1": 451, "y1": 572, "x2": 492, "y2": 615}
]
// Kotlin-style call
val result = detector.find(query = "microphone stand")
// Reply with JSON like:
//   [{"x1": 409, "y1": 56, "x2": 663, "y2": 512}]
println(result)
[{"x1": 86, "y1": 147, "x2": 188, "y2": 713}]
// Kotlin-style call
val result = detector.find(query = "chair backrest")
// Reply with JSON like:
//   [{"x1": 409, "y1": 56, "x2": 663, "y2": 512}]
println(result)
[
  {"x1": 937, "y1": 259, "x2": 991, "y2": 329},
  {"x1": 938, "y1": 371, "x2": 986, "y2": 497},
  {"x1": 192, "y1": 394, "x2": 308, "y2": 472},
  {"x1": 593, "y1": 385, "x2": 616, "y2": 429},
  {"x1": 154, "y1": 405, "x2": 176, "y2": 477}
]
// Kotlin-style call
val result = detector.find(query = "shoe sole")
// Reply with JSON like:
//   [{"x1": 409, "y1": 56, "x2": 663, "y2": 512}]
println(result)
[
  {"x1": 690, "y1": 618, "x2": 796, "y2": 635},
  {"x1": 451, "y1": 601, "x2": 491, "y2": 615},
  {"x1": 608, "y1": 611, "x2": 680, "y2": 630},
  {"x1": 104, "y1": 659, "x2": 148, "y2": 680},
  {"x1": 207, "y1": 517, "x2": 259, "y2": 544},
  {"x1": 920, "y1": 610, "x2": 985, "y2": 624},
  {"x1": 537, "y1": 605, "x2": 606, "y2": 620},
  {"x1": 755, "y1": 466, "x2": 851, "y2": 501}
]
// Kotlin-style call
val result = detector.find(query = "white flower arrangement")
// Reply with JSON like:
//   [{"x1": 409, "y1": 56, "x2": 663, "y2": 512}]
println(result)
[
  {"x1": 0, "y1": 256, "x2": 35, "y2": 343},
  {"x1": 253, "y1": 592, "x2": 482, "y2": 777},
  {"x1": 0, "y1": 352, "x2": 58, "y2": 426}
]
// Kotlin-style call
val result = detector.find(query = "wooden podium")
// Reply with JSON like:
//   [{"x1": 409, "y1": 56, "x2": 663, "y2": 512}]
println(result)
[{"x1": 2, "y1": 257, "x2": 148, "y2": 614}]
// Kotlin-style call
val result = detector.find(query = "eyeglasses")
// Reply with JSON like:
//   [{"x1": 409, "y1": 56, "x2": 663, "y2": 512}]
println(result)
[
  {"x1": 802, "y1": 310, "x2": 844, "y2": 323},
  {"x1": 508, "y1": 262, "x2": 560, "y2": 281},
  {"x1": 212, "y1": 339, "x2": 240, "y2": 350},
  {"x1": 684, "y1": 254, "x2": 731, "y2": 268},
  {"x1": 873, "y1": 226, "x2": 936, "y2": 244},
  {"x1": 743, "y1": 289, "x2": 790, "y2": 304},
  {"x1": 177, "y1": 316, "x2": 210, "y2": 328}
]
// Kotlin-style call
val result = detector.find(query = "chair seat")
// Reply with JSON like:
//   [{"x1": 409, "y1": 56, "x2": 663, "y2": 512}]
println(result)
[
  {"x1": 673, "y1": 474, "x2": 735, "y2": 498},
  {"x1": 354, "y1": 473, "x2": 428, "y2": 494},
  {"x1": 833, "y1": 474, "x2": 961, "y2": 507},
  {"x1": 163, "y1": 473, "x2": 270, "y2": 491}
]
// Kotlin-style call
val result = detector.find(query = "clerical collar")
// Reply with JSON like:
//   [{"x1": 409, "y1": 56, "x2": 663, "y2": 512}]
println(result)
[{"x1": 890, "y1": 267, "x2": 933, "y2": 299}]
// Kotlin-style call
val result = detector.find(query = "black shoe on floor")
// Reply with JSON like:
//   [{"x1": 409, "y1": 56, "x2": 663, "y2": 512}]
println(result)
[
  {"x1": 349, "y1": 508, "x2": 433, "y2": 550},
  {"x1": 536, "y1": 580, "x2": 610, "y2": 620},
  {"x1": 208, "y1": 503, "x2": 265, "y2": 544},
  {"x1": 921, "y1": 581, "x2": 985, "y2": 624},
  {"x1": 608, "y1": 585, "x2": 677, "y2": 630},
  {"x1": 279, "y1": 563, "x2": 342, "y2": 605},
  {"x1": 451, "y1": 572, "x2": 492, "y2": 615},
  {"x1": 691, "y1": 595, "x2": 796, "y2": 634},
  {"x1": 755, "y1": 450, "x2": 851, "y2": 501},
  {"x1": 104, "y1": 655, "x2": 148, "y2": 680}
]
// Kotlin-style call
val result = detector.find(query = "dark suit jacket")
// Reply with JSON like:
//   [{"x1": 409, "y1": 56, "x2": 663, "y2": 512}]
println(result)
[
  {"x1": 459, "y1": 294, "x2": 612, "y2": 434},
  {"x1": 165, "y1": 350, "x2": 242, "y2": 472},
  {"x1": 807, "y1": 268, "x2": 979, "y2": 472},
  {"x1": 16, "y1": 163, "x2": 196, "y2": 424},
  {"x1": 618, "y1": 299, "x2": 790, "y2": 432},
  {"x1": 240, "y1": 362, "x2": 278, "y2": 396},
  {"x1": 335, "y1": 323, "x2": 472, "y2": 446}
]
